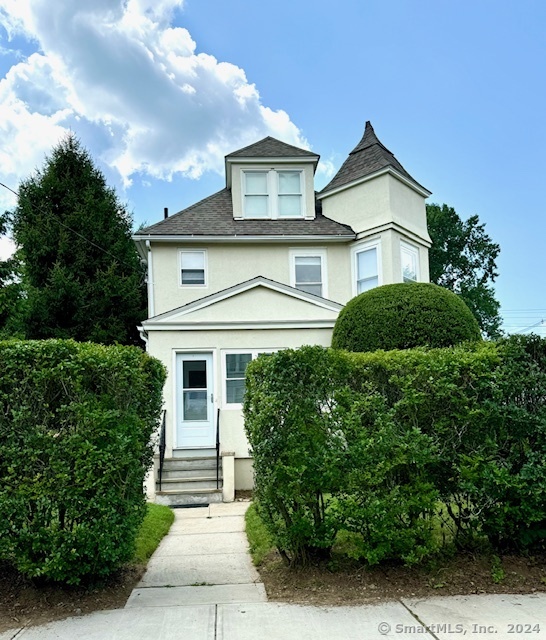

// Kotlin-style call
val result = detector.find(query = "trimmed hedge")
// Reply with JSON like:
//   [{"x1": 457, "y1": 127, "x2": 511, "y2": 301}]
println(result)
[
  {"x1": 0, "y1": 340, "x2": 166, "y2": 584},
  {"x1": 244, "y1": 335, "x2": 546, "y2": 565},
  {"x1": 331, "y1": 283, "x2": 481, "y2": 352}
]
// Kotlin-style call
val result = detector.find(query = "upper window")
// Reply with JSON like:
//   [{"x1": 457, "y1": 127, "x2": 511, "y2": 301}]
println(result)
[
  {"x1": 355, "y1": 243, "x2": 380, "y2": 294},
  {"x1": 243, "y1": 170, "x2": 303, "y2": 219},
  {"x1": 401, "y1": 242, "x2": 419, "y2": 283},
  {"x1": 290, "y1": 249, "x2": 326, "y2": 298},
  {"x1": 180, "y1": 250, "x2": 206, "y2": 286}
]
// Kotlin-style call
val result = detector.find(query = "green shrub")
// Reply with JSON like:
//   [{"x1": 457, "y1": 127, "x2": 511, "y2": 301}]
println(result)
[
  {"x1": 0, "y1": 339, "x2": 166, "y2": 584},
  {"x1": 331, "y1": 283, "x2": 481, "y2": 352},
  {"x1": 244, "y1": 347, "x2": 350, "y2": 565},
  {"x1": 244, "y1": 336, "x2": 546, "y2": 565}
]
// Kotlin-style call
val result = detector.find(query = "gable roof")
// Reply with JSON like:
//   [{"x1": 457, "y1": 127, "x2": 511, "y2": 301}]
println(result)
[
  {"x1": 319, "y1": 121, "x2": 430, "y2": 196},
  {"x1": 134, "y1": 188, "x2": 354, "y2": 239},
  {"x1": 225, "y1": 136, "x2": 319, "y2": 160},
  {"x1": 142, "y1": 276, "x2": 343, "y2": 330}
]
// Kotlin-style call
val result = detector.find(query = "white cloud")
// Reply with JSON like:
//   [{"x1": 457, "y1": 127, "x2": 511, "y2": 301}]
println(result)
[
  {"x1": 0, "y1": 235, "x2": 16, "y2": 261},
  {"x1": 0, "y1": 0, "x2": 309, "y2": 191}
]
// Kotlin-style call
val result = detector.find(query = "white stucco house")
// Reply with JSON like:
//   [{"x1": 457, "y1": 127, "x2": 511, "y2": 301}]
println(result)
[{"x1": 133, "y1": 121, "x2": 432, "y2": 505}]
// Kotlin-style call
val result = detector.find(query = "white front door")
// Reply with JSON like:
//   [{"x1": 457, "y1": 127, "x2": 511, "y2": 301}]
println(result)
[{"x1": 176, "y1": 353, "x2": 215, "y2": 448}]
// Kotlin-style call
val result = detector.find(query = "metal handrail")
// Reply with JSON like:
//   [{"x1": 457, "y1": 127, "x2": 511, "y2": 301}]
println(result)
[
  {"x1": 216, "y1": 408, "x2": 221, "y2": 490},
  {"x1": 158, "y1": 409, "x2": 166, "y2": 491}
]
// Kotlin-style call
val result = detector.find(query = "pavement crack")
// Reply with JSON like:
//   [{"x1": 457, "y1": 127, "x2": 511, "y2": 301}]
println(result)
[{"x1": 399, "y1": 600, "x2": 440, "y2": 640}]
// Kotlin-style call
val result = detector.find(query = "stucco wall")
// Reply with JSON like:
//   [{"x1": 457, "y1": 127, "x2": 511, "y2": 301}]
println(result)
[{"x1": 151, "y1": 242, "x2": 351, "y2": 314}]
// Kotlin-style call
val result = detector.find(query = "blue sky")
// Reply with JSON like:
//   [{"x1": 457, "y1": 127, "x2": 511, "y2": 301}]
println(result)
[{"x1": 0, "y1": 0, "x2": 544, "y2": 334}]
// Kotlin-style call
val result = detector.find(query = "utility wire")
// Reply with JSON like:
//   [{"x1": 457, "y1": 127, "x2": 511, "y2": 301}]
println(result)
[{"x1": 0, "y1": 181, "x2": 143, "y2": 274}]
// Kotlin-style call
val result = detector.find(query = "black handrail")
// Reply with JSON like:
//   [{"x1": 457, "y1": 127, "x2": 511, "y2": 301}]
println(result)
[
  {"x1": 216, "y1": 408, "x2": 221, "y2": 490},
  {"x1": 158, "y1": 409, "x2": 166, "y2": 491}
]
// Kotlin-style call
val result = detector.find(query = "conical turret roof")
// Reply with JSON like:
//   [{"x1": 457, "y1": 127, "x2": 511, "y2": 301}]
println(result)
[{"x1": 320, "y1": 122, "x2": 429, "y2": 195}]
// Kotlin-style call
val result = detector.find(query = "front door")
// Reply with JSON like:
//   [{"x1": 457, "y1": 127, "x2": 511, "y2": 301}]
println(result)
[{"x1": 176, "y1": 353, "x2": 215, "y2": 448}]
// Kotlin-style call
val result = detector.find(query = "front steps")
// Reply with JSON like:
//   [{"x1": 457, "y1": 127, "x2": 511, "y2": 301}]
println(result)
[{"x1": 156, "y1": 456, "x2": 223, "y2": 506}]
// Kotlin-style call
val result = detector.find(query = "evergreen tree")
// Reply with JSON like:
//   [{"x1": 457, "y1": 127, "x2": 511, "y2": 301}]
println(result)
[
  {"x1": 426, "y1": 203, "x2": 501, "y2": 338},
  {"x1": 10, "y1": 135, "x2": 146, "y2": 345}
]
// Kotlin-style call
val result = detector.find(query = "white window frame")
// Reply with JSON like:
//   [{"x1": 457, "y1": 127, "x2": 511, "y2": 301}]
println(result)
[
  {"x1": 351, "y1": 239, "x2": 382, "y2": 297},
  {"x1": 242, "y1": 169, "x2": 305, "y2": 219},
  {"x1": 179, "y1": 249, "x2": 208, "y2": 288},
  {"x1": 400, "y1": 240, "x2": 419, "y2": 283},
  {"x1": 222, "y1": 349, "x2": 277, "y2": 409},
  {"x1": 289, "y1": 248, "x2": 328, "y2": 299}
]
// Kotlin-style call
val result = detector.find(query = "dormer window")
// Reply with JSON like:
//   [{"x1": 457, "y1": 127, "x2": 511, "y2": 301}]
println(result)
[{"x1": 243, "y1": 170, "x2": 303, "y2": 219}]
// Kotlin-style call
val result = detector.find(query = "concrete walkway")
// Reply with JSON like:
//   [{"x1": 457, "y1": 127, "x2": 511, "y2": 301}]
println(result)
[
  {"x1": 125, "y1": 500, "x2": 266, "y2": 608},
  {"x1": 2, "y1": 502, "x2": 546, "y2": 639}
]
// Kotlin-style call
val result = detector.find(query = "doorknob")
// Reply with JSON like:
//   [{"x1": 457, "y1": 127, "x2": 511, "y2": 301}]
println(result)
[{"x1": 210, "y1": 393, "x2": 214, "y2": 403}]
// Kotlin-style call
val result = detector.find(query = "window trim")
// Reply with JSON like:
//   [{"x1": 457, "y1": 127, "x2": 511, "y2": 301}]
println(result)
[
  {"x1": 241, "y1": 169, "x2": 305, "y2": 219},
  {"x1": 222, "y1": 349, "x2": 277, "y2": 409},
  {"x1": 400, "y1": 240, "x2": 419, "y2": 283},
  {"x1": 289, "y1": 248, "x2": 328, "y2": 299},
  {"x1": 351, "y1": 239, "x2": 382, "y2": 297},
  {"x1": 179, "y1": 249, "x2": 208, "y2": 288}
]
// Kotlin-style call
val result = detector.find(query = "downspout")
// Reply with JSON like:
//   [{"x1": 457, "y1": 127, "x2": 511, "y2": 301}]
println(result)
[{"x1": 146, "y1": 240, "x2": 155, "y2": 318}]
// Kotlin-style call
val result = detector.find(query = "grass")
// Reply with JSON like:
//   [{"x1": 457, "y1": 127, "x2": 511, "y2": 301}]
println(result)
[
  {"x1": 245, "y1": 502, "x2": 275, "y2": 566},
  {"x1": 133, "y1": 503, "x2": 175, "y2": 564}
]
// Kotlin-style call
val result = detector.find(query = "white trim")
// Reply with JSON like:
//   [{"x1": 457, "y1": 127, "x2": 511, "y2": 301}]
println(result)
[
  {"x1": 133, "y1": 234, "x2": 353, "y2": 244},
  {"x1": 146, "y1": 276, "x2": 343, "y2": 325},
  {"x1": 226, "y1": 155, "x2": 319, "y2": 164},
  {"x1": 351, "y1": 239, "x2": 382, "y2": 298},
  {"x1": 221, "y1": 349, "x2": 277, "y2": 410},
  {"x1": 289, "y1": 248, "x2": 328, "y2": 299},
  {"x1": 354, "y1": 221, "x2": 432, "y2": 247},
  {"x1": 146, "y1": 240, "x2": 154, "y2": 317},
  {"x1": 400, "y1": 239, "x2": 420, "y2": 283},
  {"x1": 178, "y1": 248, "x2": 208, "y2": 289},
  {"x1": 145, "y1": 319, "x2": 338, "y2": 331},
  {"x1": 318, "y1": 166, "x2": 432, "y2": 199}
]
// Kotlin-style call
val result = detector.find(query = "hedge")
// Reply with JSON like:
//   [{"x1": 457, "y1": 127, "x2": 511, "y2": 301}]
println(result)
[
  {"x1": 244, "y1": 335, "x2": 546, "y2": 565},
  {"x1": 0, "y1": 339, "x2": 166, "y2": 583},
  {"x1": 331, "y1": 282, "x2": 482, "y2": 352}
]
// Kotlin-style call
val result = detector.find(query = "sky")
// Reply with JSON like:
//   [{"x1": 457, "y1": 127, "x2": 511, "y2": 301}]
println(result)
[{"x1": 0, "y1": 0, "x2": 544, "y2": 335}]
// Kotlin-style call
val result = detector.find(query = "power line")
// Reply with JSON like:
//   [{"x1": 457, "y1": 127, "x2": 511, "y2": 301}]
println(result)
[{"x1": 0, "y1": 181, "x2": 141, "y2": 274}]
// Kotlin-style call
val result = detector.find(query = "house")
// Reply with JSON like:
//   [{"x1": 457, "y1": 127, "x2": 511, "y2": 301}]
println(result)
[{"x1": 133, "y1": 121, "x2": 432, "y2": 505}]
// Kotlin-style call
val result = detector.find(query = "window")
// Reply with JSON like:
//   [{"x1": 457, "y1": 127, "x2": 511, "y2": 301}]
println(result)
[
  {"x1": 290, "y1": 249, "x2": 326, "y2": 297},
  {"x1": 224, "y1": 350, "x2": 275, "y2": 406},
  {"x1": 401, "y1": 242, "x2": 419, "y2": 282},
  {"x1": 244, "y1": 172, "x2": 269, "y2": 218},
  {"x1": 355, "y1": 243, "x2": 380, "y2": 294},
  {"x1": 180, "y1": 250, "x2": 206, "y2": 286},
  {"x1": 243, "y1": 170, "x2": 303, "y2": 218}
]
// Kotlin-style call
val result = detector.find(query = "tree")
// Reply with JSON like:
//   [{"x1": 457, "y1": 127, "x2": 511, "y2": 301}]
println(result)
[
  {"x1": 426, "y1": 203, "x2": 501, "y2": 339},
  {"x1": 10, "y1": 135, "x2": 146, "y2": 345}
]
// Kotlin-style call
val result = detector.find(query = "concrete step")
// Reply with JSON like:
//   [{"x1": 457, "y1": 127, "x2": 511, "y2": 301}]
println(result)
[
  {"x1": 156, "y1": 477, "x2": 222, "y2": 491},
  {"x1": 161, "y1": 466, "x2": 222, "y2": 480},
  {"x1": 155, "y1": 488, "x2": 223, "y2": 507},
  {"x1": 162, "y1": 457, "x2": 220, "y2": 472}
]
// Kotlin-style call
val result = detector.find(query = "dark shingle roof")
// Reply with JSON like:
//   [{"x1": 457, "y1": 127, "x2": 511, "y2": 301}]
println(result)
[
  {"x1": 226, "y1": 136, "x2": 319, "y2": 159},
  {"x1": 135, "y1": 189, "x2": 354, "y2": 238},
  {"x1": 320, "y1": 121, "x2": 428, "y2": 195}
]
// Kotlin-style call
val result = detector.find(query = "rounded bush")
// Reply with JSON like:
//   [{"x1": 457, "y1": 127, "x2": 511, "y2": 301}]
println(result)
[{"x1": 332, "y1": 283, "x2": 481, "y2": 352}]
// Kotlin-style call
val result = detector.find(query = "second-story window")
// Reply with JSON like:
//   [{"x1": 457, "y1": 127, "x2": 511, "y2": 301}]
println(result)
[
  {"x1": 180, "y1": 250, "x2": 206, "y2": 286},
  {"x1": 290, "y1": 249, "x2": 326, "y2": 298},
  {"x1": 354, "y1": 243, "x2": 380, "y2": 294},
  {"x1": 243, "y1": 170, "x2": 303, "y2": 218},
  {"x1": 401, "y1": 241, "x2": 419, "y2": 282}
]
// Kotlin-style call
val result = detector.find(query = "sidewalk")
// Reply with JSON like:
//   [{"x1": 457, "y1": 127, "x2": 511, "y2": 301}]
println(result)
[{"x1": 2, "y1": 502, "x2": 545, "y2": 640}]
